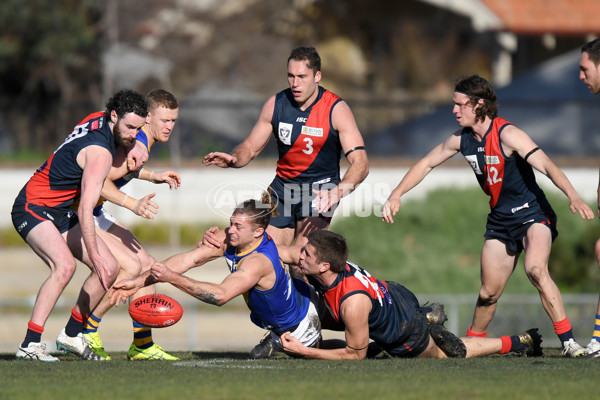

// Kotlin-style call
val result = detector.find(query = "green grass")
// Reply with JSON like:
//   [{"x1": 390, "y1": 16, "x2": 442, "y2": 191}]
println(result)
[{"x1": 1, "y1": 349, "x2": 599, "y2": 400}]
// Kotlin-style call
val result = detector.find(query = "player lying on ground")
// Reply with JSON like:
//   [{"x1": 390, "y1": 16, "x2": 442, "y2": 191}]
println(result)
[{"x1": 109, "y1": 195, "x2": 322, "y2": 359}]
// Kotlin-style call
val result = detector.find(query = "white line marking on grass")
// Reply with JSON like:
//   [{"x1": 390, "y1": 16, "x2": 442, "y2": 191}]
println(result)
[{"x1": 174, "y1": 360, "x2": 279, "y2": 369}]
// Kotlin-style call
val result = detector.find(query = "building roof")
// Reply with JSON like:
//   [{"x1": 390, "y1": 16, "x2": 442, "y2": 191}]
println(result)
[{"x1": 481, "y1": 0, "x2": 600, "y2": 35}]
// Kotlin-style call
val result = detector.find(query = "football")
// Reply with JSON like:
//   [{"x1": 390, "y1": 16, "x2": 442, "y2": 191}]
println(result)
[{"x1": 128, "y1": 294, "x2": 183, "y2": 328}]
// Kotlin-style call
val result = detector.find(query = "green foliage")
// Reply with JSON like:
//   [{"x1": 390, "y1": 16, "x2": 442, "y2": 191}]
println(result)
[{"x1": 332, "y1": 188, "x2": 598, "y2": 294}]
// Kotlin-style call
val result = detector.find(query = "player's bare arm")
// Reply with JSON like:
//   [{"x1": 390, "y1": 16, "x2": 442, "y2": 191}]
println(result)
[
  {"x1": 152, "y1": 252, "x2": 269, "y2": 306},
  {"x1": 276, "y1": 244, "x2": 302, "y2": 265},
  {"x1": 313, "y1": 101, "x2": 369, "y2": 213},
  {"x1": 382, "y1": 132, "x2": 461, "y2": 223},
  {"x1": 501, "y1": 125, "x2": 594, "y2": 220},
  {"x1": 76, "y1": 145, "x2": 114, "y2": 289},
  {"x1": 281, "y1": 293, "x2": 372, "y2": 360},
  {"x1": 110, "y1": 242, "x2": 227, "y2": 305},
  {"x1": 203, "y1": 96, "x2": 276, "y2": 168},
  {"x1": 101, "y1": 178, "x2": 158, "y2": 220}
]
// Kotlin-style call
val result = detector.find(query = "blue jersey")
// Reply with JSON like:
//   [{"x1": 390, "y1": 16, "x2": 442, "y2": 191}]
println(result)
[
  {"x1": 272, "y1": 86, "x2": 343, "y2": 183},
  {"x1": 460, "y1": 117, "x2": 553, "y2": 217},
  {"x1": 224, "y1": 232, "x2": 310, "y2": 331},
  {"x1": 15, "y1": 112, "x2": 116, "y2": 210}
]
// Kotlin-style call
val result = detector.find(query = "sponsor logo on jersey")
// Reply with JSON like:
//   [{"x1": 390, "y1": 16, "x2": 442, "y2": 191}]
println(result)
[
  {"x1": 485, "y1": 155, "x2": 500, "y2": 164},
  {"x1": 478, "y1": 147, "x2": 485, "y2": 152},
  {"x1": 465, "y1": 154, "x2": 482, "y2": 175},
  {"x1": 301, "y1": 126, "x2": 323, "y2": 137},
  {"x1": 278, "y1": 122, "x2": 293, "y2": 145},
  {"x1": 296, "y1": 117, "x2": 307, "y2": 123},
  {"x1": 511, "y1": 203, "x2": 530, "y2": 214}
]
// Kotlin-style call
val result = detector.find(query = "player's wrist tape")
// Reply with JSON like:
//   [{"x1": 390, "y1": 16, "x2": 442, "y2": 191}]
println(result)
[{"x1": 120, "y1": 195, "x2": 129, "y2": 206}]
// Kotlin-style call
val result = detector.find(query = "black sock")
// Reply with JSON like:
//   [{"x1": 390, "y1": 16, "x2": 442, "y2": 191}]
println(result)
[
  {"x1": 22, "y1": 329, "x2": 42, "y2": 347},
  {"x1": 65, "y1": 315, "x2": 83, "y2": 337}
]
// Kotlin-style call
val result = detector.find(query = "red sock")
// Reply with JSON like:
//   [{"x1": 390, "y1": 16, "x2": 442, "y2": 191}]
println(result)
[
  {"x1": 27, "y1": 320, "x2": 44, "y2": 333},
  {"x1": 498, "y1": 336, "x2": 512, "y2": 354},
  {"x1": 553, "y1": 318, "x2": 571, "y2": 335},
  {"x1": 71, "y1": 308, "x2": 84, "y2": 323},
  {"x1": 467, "y1": 326, "x2": 487, "y2": 337}
]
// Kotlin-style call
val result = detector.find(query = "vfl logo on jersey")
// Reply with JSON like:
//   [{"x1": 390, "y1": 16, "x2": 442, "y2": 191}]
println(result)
[
  {"x1": 485, "y1": 155, "x2": 500, "y2": 165},
  {"x1": 278, "y1": 122, "x2": 293, "y2": 145},
  {"x1": 465, "y1": 154, "x2": 482, "y2": 175},
  {"x1": 301, "y1": 126, "x2": 323, "y2": 137}
]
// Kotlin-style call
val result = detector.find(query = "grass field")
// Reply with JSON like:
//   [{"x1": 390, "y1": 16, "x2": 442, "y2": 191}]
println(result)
[{"x1": 1, "y1": 348, "x2": 599, "y2": 400}]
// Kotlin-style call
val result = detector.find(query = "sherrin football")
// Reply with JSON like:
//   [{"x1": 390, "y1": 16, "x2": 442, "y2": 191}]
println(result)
[{"x1": 128, "y1": 294, "x2": 183, "y2": 328}]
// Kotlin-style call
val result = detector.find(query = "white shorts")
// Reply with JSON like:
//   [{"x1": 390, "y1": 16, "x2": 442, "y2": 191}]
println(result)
[
  {"x1": 93, "y1": 207, "x2": 117, "y2": 231},
  {"x1": 272, "y1": 287, "x2": 322, "y2": 351}
]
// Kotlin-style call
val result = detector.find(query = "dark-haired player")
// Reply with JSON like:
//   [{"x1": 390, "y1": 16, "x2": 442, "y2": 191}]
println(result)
[
  {"x1": 12, "y1": 90, "x2": 147, "y2": 361},
  {"x1": 381, "y1": 74, "x2": 594, "y2": 357},
  {"x1": 279, "y1": 230, "x2": 541, "y2": 360},
  {"x1": 203, "y1": 46, "x2": 368, "y2": 248}
]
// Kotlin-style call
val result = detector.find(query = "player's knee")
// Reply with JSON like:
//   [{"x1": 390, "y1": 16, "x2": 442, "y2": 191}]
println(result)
[
  {"x1": 524, "y1": 264, "x2": 549, "y2": 287},
  {"x1": 595, "y1": 238, "x2": 600, "y2": 263},
  {"x1": 138, "y1": 254, "x2": 156, "y2": 274},
  {"x1": 53, "y1": 259, "x2": 77, "y2": 285},
  {"x1": 119, "y1": 254, "x2": 143, "y2": 278}
]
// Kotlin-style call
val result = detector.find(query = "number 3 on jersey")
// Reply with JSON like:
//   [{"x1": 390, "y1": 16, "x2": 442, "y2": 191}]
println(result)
[{"x1": 302, "y1": 137, "x2": 313, "y2": 155}]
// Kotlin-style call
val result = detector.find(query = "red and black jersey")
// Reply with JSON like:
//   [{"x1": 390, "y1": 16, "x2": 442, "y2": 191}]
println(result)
[
  {"x1": 309, "y1": 261, "x2": 421, "y2": 349},
  {"x1": 272, "y1": 86, "x2": 343, "y2": 183},
  {"x1": 16, "y1": 112, "x2": 116, "y2": 210},
  {"x1": 460, "y1": 117, "x2": 552, "y2": 216}
]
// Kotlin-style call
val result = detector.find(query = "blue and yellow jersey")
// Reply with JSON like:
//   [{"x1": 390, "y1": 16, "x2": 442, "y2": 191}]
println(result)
[{"x1": 224, "y1": 232, "x2": 310, "y2": 331}]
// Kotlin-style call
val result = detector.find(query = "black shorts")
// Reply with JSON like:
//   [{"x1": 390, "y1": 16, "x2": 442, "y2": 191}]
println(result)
[
  {"x1": 268, "y1": 175, "x2": 339, "y2": 229},
  {"x1": 378, "y1": 281, "x2": 430, "y2": 358},
  {"x1": 484, "y1": 207, "x2": 558, "y2": 253},
  {"x1": 384, "y1": 311, "x2": 430, "y2": 358},
  {"x1": 11, "y1": 200, "x2": 79, "y2": 240}
]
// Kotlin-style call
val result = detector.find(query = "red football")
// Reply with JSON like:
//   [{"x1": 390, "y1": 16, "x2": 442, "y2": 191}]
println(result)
[{"x1": 129, "y1": 294, "x2": 183, "y2": 328}]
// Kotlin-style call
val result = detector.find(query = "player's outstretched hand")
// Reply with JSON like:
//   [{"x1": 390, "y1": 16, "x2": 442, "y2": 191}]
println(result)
[
  {"x1": 201, "y1": 226, "x2": 226, "y2": 249},
  {"x1": 381, "y1": 198, "x2": 401, "y2": 224},
  {"x1": 151, "y1": 170, "x2": 181, "y2": 189},
  {"x1": 568, "y1": 197, "x2": 595, "y2": 220},
  {"x1": 109, "y1": 280, "x2": 140, "y2": 306},
  {"x1": 150, "y1": 262, "x2": 173, "y2": 283},
  {"x1": 133, "y1": 193, "x2": 158, "y2": 219},
  {"x1": 203, "y1": 152, "x2": 237, "y2": 168}
]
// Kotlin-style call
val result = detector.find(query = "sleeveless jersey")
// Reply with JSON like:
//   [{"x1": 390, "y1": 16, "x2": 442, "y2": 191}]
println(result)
[
  {"x1": 224, "y1": 232, "x2": 310, "y2": 331},
  {"x1": 272, "y1": 86, "x2": 343, "y2": 183},
  {"x1": 460, "y1": 117, "x2": 552, "y2": 216},
  {"x1": 19, "y1": 112, "x2": 116, "y2": 210},
  {"x1": 71, "y1": 126, "x2": 151, "y2": 213},
  {"x1": 310, "y1": 261, "x2": 420, "y2": 348}
]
